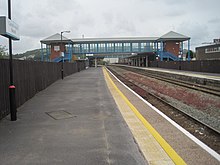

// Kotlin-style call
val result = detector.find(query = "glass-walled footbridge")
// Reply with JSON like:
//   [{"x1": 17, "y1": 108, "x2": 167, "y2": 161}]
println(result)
[{"x1": 40, "y1": 31, "x2": 190, "y2": 62}]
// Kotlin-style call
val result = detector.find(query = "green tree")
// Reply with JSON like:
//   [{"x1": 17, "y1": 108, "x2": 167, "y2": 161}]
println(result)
[
  {"x1": 186, "y1": 50, "x2": 194, "y2": 59},
  {"x1": 0, "y1": 45, "x2": 7, "y2": 59}
]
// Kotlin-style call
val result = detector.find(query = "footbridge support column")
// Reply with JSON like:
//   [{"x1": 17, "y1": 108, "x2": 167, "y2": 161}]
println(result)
[
  {"x1": 95, "y1": 58, "x2": 97, "y2": 68},
  {"x1": 146, "y1": 56, "x2": 148, "y2": 67}
]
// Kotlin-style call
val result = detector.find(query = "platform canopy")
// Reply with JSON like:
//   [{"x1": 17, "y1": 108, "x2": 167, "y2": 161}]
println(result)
[
  {"x1": 40, "y1": 33, "x2": 73, "y2": 44},
  {"x1": 158, "y1": 31, "x2": 190, "y2": 41}
]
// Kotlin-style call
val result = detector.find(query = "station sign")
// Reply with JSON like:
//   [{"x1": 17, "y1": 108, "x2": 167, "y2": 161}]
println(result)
[
  {"x1": 86, "y1": 54, "x2": 94, "y2": 57},
  {"x1": 0, "y1": 16, "x2": 20, "y2": 40},
  {"x1": 213, "y1": 39, "x2": 220, "y2": 44}
]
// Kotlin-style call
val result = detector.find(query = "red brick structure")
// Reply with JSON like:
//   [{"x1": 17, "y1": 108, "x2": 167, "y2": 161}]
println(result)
[
  {"x1": 158, "y1": 31, "x2": 190, "y2": 61},
  {"x1": 164, "y1": 41, "x2": 180, "y2": 56},
  {"x1": 40, "y1": 33, "x2": 73, "y2": 62},
  {"x1": 50, "y1": 43, "x2": 66, "y2": 60}
]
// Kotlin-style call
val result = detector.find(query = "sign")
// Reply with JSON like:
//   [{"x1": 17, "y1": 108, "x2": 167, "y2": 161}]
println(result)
[
  {"x1": 213, "y1": 39, "x2": 220, "y2": 44},
  {"x1": 54, "y1": 45, "x2": 60, "y2": 51},
  {"x1": 86, "y1": 54, "x2": 94, "y2": 57},
  {"x1": 0, "y1": 16, "x2": 20, "y2": 40}
]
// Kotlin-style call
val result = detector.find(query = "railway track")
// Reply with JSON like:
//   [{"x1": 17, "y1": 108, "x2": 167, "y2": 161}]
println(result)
[
  {"x1": 116, "y1": 65, "x2": 220, "y2": 97},
  {"x1": 107, "y1": 65, "x2": 220, "y2": 154}
]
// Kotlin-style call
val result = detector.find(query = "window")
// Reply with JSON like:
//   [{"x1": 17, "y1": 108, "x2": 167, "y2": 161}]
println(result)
[
  {"x1": 124, "y1": 43, "x2": 131, "y2": 52},
  {"x1": 73, "y1": 44, "x2": 80, "y2": 53},
  {"x1": 132, "y1": 43, "x2": 138, "y2": 52},
  {"x1": 107, "y1": 43, "x2": 114, "y2": 52},
  {"x1": 89, "y1": 44, "x2": 97, "y2": 53},
  {"x1": 205, "y1": 46, "x2": 220, "y2": 53},
  {"x1": 140, "y1": 43, "x2": 146, "y2": 52},
  {"x1": 98, "y1": 43, "x2": 105, "y2": 52},
  {"x1": 115, "y1": 43, "x2": 122, "y2": 52},
  {"x1": 82, "y1": 44, "x2": 89, "y2": 53}
]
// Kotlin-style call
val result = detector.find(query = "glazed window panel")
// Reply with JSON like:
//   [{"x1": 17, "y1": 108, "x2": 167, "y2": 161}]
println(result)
[
  {"x1": 132, "y1": 43, "x2": 138, "y2": 52},
  {"x1": 115, "y1": 43, "x2": 122, "y2": 52},
  {"x1": 73, "y1": 44, "x2": 80, "y2": 53},
  {"x1": 107, "y1": 43, "x2": 114, "y2": 52},
  {"x1": 98, "y1": 43, "x2": 105, "y2": 52},
  {"x1": 124, "y1": 43, "x2": 130, "y2": 52}
]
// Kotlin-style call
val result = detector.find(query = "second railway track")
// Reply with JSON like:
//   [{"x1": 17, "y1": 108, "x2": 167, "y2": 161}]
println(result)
[
  {"x1": 107, "y1": 65, "x2": 220, "y2": 154},
  {"x1": 116, "y1": 65, "x2": 220, "y2": 97}
]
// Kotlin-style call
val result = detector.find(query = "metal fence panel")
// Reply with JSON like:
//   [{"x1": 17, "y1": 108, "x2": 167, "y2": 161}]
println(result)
[{"x1": 0, "y1": 59, "x2": 85, "y2": 119}]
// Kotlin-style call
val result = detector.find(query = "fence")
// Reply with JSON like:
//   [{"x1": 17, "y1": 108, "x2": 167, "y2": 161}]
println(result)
[
  {"x1": 149, "y1": 60, "x2": 220, "y2": 73},
  {"x1": 0, "y1": 59, "x2": 85, "y2": 119}
]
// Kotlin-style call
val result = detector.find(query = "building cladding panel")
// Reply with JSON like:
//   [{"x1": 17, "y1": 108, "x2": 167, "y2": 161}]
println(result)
[{"x1": 196, "y1": 44, "x2": 220, "y2": 60}]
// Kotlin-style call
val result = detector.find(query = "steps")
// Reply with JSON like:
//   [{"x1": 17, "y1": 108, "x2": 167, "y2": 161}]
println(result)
[
  {"x1": 52, "y1": 53, "x2": 71, "y2": 62},
  {"x1": 158, "y1": 51, "x2": 179, "y2": 61}
]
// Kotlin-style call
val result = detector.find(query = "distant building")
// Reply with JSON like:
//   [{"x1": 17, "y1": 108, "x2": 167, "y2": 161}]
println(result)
[{"x1": 196, "y1": 39, "x2": 220, "y2": 60}]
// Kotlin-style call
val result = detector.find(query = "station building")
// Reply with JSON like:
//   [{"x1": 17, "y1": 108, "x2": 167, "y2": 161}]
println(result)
[{"x1": 196, "y1": 39, "x2": 220, "y2": 60}]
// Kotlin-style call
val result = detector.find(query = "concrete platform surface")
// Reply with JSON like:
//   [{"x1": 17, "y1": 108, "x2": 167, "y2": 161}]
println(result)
[
  {"x1": 144, "y1": 67, "x2": 220, "y2": 81},
  {"x1": 0, "y1": 68, "x2": 147, "y2": 165}
]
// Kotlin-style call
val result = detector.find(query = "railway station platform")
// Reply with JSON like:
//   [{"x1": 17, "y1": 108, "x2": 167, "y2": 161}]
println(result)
[
  {"x1": 144, "y1": 67, "x2": 220, "y2": 81},
  {"x1": 112, "y1": 64, "x2": 220, "y2": 87},
  {"x1": 0, "y1": 67, "x2": 219, "y2": 165}
]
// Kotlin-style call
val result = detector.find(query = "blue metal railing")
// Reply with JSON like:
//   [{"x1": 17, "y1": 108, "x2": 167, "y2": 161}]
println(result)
[
  {"x1": 52, "y1": 57, "x2": 62, "y2": 62},
  {"x1": 52, "y1": 53, "x2": 71, "y2": 62},
  {"x1": 163, "y1": 51, "x2": 179, "y2": 61},
  {"x1": 158, "y1": 51, "x2": 179, "y2": 61}
]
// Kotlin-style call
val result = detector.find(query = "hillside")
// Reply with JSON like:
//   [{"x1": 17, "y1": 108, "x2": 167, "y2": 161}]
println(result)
[{"x1": 14, "y1": 49, "x2": 42, "y2": 61}]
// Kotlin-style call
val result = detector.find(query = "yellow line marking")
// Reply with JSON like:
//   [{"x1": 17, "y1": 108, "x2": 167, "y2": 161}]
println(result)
[{"x1": 103, "y1": 67, "x2": 187, "y2": 165}]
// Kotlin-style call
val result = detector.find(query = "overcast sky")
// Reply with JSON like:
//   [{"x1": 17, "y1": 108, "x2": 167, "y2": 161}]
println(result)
[{"x1": 0, "y1": 0, "x2": 219, "y2": 54}]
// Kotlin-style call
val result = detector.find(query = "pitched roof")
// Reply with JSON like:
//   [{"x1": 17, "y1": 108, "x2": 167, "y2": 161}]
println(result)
[
  {"x1": 40, "y1": 33, "x2": 72, "y2": 44},
  {"x1": 40, "y1": 31, "x2": 190, "y2": 45},
  {"x1": 71, "y1": 37, "x2": 159, "y2": 43},
  {"x1": 158, "y1": 31, "x2": 190, "y2": 41}
]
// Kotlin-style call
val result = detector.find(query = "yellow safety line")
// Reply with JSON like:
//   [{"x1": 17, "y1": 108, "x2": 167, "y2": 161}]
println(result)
[{"x1": 103, "y1": 67, "x2": 187, "y2": 165}]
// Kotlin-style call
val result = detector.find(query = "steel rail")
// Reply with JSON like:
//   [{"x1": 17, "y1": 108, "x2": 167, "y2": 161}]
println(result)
[{"x1": 107, "y1": 66, "x2": 220, "y2": 135}]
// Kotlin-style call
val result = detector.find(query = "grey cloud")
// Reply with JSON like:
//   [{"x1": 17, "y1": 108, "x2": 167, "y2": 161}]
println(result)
[
  {"x1": 177, "y1": 21, "x2": 210, "y2": 49},
  {"x1": 46, "y1": 0, "x2": 80, "y2": 11},
  {"x1": 1, "y1": 0, "x2": 220, "y2": 53},
  {"x1": 165, "y1": 9, "x2": 185, "y2": 17},
  {"x1": 0, "y1": 2, "x2": 7, "y2": 15},
  {"x1": 208, "y1": 17, "x2": 220, "y2": 24},
  {"x1": 163, "y1": 0, "x2": 187, "y2": 5},
  {"x1": 103, "y1": 12, "x2": 114, "y2": 25},
  {"x1": 115, "y1": 17, "x2": 137, "y2": 36}
]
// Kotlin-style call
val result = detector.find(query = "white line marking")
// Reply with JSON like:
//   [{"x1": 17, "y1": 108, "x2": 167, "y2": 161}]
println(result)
[{"x1": 106, "y1": 67, "x2": 220, "y2": 162}]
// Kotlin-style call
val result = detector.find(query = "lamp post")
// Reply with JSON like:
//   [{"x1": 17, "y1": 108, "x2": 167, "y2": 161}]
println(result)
[
  {"x1": 82, "y1": 34, "x2": 84, "y2": 59},
  {"x1": 8, "y1": 0, "x2": 17, "y2": 121},
  {"x1": 60, "y1": 31, "x2": 70, "y2": 80}
]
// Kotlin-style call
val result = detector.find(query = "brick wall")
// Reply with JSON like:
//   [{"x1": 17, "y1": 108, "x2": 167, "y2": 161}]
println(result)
[
  {"x1": 164, "y1": 41, "x2": 180, "y2": 56},
  {"x1": 50, "y1": 43, "x2": 66, "y2": 60}
]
